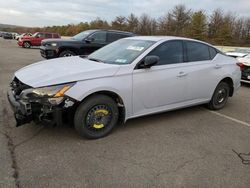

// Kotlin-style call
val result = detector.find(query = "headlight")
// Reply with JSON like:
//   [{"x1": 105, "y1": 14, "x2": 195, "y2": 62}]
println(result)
[
  {"x1": 20, "y1": 83, "x2": 75, "y2": 100},
  {"x1": 51, "y1": 43, "x2": 57, "y2": 47}
]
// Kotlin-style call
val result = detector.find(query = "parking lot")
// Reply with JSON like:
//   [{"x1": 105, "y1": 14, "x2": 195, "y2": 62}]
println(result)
[{"x1": 0, "y1": 38, "x2": 250, "y2": 188}]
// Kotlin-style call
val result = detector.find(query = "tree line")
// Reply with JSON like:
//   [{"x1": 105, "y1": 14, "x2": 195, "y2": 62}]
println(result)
[{"x1": 7, "y1": 5, "x2": 250, "y2": 46}]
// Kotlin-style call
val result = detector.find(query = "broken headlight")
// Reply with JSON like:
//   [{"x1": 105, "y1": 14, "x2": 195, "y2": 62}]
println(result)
[{"x1": 20, "y1": 83, "x2": 75, "y2": 104}]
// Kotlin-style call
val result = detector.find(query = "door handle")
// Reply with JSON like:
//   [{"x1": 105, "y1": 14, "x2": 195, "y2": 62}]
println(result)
[
  {"x1": 177, "y1": 71, "x2": 188, "y2": 78},
  {"x1": 215, "y1": 64, "x2": 222, "y2": 69}
]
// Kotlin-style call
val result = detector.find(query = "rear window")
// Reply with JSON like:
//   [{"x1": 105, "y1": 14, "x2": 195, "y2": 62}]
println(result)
[
  {"x1": 186, "y1": 41, "x2": 210, "y2": 62},
  {"x1": 209, "y1": 47, "x2": 217, "y2": 59},
  {"x1": 107, "y1": 32, "x2": 130, "y2": 43}
]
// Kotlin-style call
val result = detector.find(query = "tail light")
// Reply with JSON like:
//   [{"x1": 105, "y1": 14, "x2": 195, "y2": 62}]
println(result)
[{"x1": 236, "y1": 62, "x2": 244, "y2": 69}]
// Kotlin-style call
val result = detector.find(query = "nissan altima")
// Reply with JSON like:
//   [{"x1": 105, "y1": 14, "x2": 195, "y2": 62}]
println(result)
[{"x1": 7, "y1": 36, "x2": 241, "y2": 139}]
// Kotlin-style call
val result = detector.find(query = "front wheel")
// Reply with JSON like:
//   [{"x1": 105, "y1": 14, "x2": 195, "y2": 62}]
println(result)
[
  {"x1": 59, "y1": 50, "x2": 76, "y2": 57},
  {"x1": 208, "y1": 82, "x2": 230, "y2": 110},
  {"x1": 23, "y1": 42, "x2": 31, "y2": 48},
  {"x1": 74, "y1": 94, "x2": 119, "y2": 139}
]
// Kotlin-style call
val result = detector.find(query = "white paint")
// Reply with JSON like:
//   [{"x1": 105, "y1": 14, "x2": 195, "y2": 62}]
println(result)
[{"x1": 208, "y1": 110, "x2": 250, "y2": 128}]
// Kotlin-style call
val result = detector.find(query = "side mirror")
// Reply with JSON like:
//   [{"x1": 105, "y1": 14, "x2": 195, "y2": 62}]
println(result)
[
  {"x1": 143, "y1": 55, "x2": 159, "y2": 68},
  {"x1": 85, "y1": 37, "x2": 94, "y2": 43},
  {"x1": 35, "y1": 35, "x2": 40, "y2": 38}
]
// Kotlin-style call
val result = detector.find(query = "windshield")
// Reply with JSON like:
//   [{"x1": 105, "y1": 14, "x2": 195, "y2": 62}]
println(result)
[
  {"x1": 32, "y1": 32, "x2": 38, "y2": 37},
  {"x1": 88, "y1": 39, "x2": 155, "y2": 64},
  {"x1": 72, "y1": 30, "x2": 95, "y2": 40}
]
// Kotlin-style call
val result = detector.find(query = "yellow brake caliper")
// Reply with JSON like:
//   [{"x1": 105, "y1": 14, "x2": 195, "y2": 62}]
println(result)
[{"x1": 93, "y1": 109, "x2": 109, "y2": 129}]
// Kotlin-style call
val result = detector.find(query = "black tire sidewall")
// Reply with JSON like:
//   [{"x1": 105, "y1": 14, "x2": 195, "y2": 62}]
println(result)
[
  {"x1": 59, "y1": 50, "x2": 76, "y2": 57},
  {"x1": 209, "y1": 82, "x2": 230, "y2": 110},
  {"x1": 74, "y1": 95, "x2": 119, "y2": 139},
  {"x1": 23, "y1": 42, "x2": 31, "y2": 48}
]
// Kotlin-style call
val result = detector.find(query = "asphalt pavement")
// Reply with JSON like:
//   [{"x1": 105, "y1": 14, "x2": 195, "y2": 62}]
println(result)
[{"x1": 0, "y1": 38, "x2": 250, "y2": 188}]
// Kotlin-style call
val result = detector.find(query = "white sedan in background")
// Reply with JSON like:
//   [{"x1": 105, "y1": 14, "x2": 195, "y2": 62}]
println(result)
[{"x1": 237, "y1": 54, "x2": 250, "y2": 83}]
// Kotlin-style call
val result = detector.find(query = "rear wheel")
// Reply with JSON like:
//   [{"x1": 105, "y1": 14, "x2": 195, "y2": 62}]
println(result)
[
  {"x1": 23, "y1": 42, "x2": 31, "y2": 48},
  {"x1": 208, "y1": 82, "x2": 230, "y2": 110},
  {"x1": 74, "y1": 94, "x2": 119, "y2": 139},
  {"x1": 59, "y1": 50, "x2": 76, "y2": 57}
]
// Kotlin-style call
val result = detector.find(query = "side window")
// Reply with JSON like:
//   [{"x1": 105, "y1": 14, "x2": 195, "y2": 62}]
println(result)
[
  {"x1": 148, "y1": 41, "x2": 184, "y2": 65},
  {"x1": 209, "y1": 47, "x2": 217, "y2": 59},
  {"x1": 37, "y1": 33, "x2": 44, "y2": 38},
  {"x1": 38, "y1": 33, "x2": 45, "y2": 38},
  {"x1": 107, "y1": 32, "x2": 124, "y2": 43},
  {"x1": 186, "y1": 41, "x2": 210, "y2": 62},
  {"x1": 45, "y1": 33, "x2": 52, "y2": 38},
  {"x1": 90, "y1": 31, "x2": 107, "y2": 43}
]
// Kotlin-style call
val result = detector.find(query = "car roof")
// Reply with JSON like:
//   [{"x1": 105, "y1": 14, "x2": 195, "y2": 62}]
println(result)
[
  {"x1": 126, "y1": 36, "x2": 220, "y2": 49},
  {"x1": 127, "y1": 36, "x2": 207, "y2": 42},
  {"x1": 89, "y1": 29, "x2": 134, "y2": 35}
]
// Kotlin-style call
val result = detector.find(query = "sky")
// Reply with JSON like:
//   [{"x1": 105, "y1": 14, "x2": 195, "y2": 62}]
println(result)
[{"x1": 0, "y1": 0, "x2": 250, "y2": 27}]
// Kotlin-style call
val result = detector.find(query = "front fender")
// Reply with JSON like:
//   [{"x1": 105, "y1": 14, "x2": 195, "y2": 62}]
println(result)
[{"x1": 65, "y1": 75, "x2": 133, "y2": 119}]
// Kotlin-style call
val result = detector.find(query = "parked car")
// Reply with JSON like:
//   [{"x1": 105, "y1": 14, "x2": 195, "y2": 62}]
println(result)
[
  {"x1": 15, "y1": 33, "x2": 32, "y2": 40},
  {"x1": 8, "y1": 36, "x2": 241, "y2": 139},
  {"x1": 18, "y1": 32, "x2": 61, "y2": 48},
  {"x1": 10, "y1": 32, "x2": 19, "y2": 39},
  {"x1": 3, "y1": 32, "x2": 13, "y2": 39},
  {"x1": 40, "y1": 29, "x2": 135, "y2": 59},
  {"x1": 0, "y1": 31, "x2": 4, "y2": 37},
  {"x1": 237, "y1": 54, "x2": 250, "y2": 83},
  {"x1": 226, "y1": 48, "x2": 250, "y2": 58}
]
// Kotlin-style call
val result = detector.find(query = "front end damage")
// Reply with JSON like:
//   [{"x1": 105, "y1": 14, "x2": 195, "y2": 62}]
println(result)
[{"x1": 7, "y1": 77, "x2": 77, "y2": 127}]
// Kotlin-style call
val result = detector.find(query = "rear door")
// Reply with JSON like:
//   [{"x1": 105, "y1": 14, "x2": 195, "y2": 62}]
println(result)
[
  {"x1": 45, "y1": 33, "x2": 52, "y2": 39},
  {"x1": 132, "y1": 40, "x2": 189, "y2": 116},
  {"x1": 183, "y1": 41, "x2": 220, "y2": 101},
  {"x1": 82, "y1": 31, "x2": 107, "y2": 55}
]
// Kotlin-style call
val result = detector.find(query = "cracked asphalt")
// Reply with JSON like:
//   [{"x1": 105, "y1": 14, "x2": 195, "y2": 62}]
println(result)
[{"x1": 0, "y1": 38, "x2": 250, "y2": 188}]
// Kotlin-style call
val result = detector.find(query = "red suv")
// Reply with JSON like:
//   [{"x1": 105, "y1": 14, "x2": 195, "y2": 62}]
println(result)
[{"x1": 18, "y1": 32, "x2": 61, "y2": 48}]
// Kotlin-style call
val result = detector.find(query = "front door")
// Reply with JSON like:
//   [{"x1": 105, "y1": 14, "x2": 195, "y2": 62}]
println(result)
[{"x1": 132, "y1": 40, "x2": 188, "y2": 116}]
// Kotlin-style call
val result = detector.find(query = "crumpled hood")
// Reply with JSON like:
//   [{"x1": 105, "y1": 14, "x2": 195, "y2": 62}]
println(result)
[{"x1": 15, "y1": 56, "x2": 120, "y2": 88}]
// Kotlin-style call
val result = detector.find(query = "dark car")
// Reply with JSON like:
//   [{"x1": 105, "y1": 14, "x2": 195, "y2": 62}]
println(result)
[
  {"x1": 40, "y1": 29, "x2": 135, "y2": 59},
  {"x1": 3, "y1": 32, "x2": 13, "y2": 39}
]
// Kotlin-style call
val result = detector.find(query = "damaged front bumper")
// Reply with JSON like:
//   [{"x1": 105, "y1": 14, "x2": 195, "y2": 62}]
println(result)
[{"x1": 7, "y1": 89, "x2": 75, "y2": 127}]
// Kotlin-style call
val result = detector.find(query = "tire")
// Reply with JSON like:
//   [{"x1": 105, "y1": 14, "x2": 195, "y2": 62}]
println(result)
[
  {"x1": 59, "y1": 50, "x2": 76, "y2": 57},
  {"x1": 74, "y1": 94, "x2": 119, "y2": 139},
  {"x1": 23, "y1": 42, "x2": 31, "y2": 48},
  {"x1": 208, "y1": 82, "x2": 230, "y2": 110}
]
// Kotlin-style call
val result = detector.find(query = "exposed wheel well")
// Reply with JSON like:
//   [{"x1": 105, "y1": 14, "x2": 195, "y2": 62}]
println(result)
[
  {"x1": 220, "y1": 77, "x2": 234, "y2": 97},
  {"x1": 81, "y1": 91, "x2": 126, "y2": 124},
  {"x1": 58, "y1": 47, "x2": 79, "y2": 55}
]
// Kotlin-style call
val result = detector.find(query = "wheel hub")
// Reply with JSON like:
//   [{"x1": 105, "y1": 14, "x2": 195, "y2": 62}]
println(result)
[
  {"x1": 217, "y1": 89, "x2": 226, "y2": 103},
  {"x1": 86, "y1": 105, "x2": 111, "y2": 130}
]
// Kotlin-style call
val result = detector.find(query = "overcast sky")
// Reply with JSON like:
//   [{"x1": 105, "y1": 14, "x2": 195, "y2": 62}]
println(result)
[{"x1": 0, "y1": 0, "x2": 249, "y2": 27}]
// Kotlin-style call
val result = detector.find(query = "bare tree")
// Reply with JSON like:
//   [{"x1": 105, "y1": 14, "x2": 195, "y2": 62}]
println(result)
[
  {"x1": 127, "y1": 13, "x2": 139, "y2": 33},
  {"x1": 111, "y1": 16, "x2": 127, "y2": 31}
]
